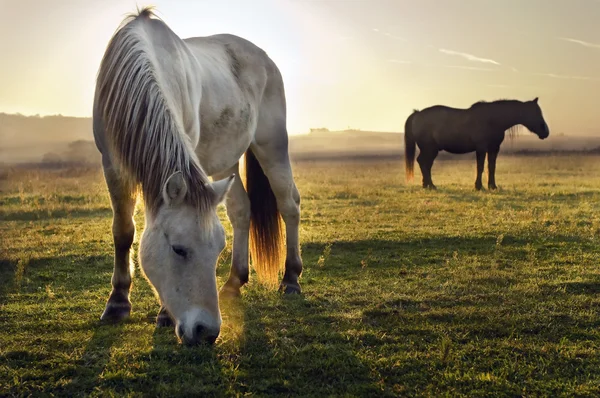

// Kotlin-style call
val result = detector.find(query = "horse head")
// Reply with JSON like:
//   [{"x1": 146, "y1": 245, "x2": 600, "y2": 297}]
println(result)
[
  {"x1": 522, "y1": 97, "x2": 549, "y2": 140},
  {"x1": 139, "y1": 171, "x2": 234, "y2": 345}
]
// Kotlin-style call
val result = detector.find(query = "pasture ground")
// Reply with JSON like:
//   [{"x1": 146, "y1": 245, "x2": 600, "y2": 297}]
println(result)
[{"x1": 1, "y1": 154, "x2": 600, "y2": 396}]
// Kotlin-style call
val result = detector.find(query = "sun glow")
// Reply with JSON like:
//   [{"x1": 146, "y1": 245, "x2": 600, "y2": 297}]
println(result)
[{"x1": 0, "y1": 0, "x2": 599, "y2": 135}]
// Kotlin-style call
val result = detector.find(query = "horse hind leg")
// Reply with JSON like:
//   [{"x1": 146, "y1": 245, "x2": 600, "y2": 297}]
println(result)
[
  {"x1": 262, "y1": 154, "x2": 302, "y2": 293},
  {"x1": 251, "y1": 136, "x2": 303, "y2": 294},
  {"x1": 101, "y1": 158, "x2": 137, "y2": 322},
  {"x1": 417, "y1": 149, "x2": 438, "y2": 189}
]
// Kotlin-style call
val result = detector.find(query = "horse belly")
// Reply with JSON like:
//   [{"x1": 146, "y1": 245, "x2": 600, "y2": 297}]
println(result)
[
  {"x1": 197, "y1": 109, "x2": 256, "y2": 176},
  {"x1": 198, "y1": 132, "x2": 252, "y2": 176},
  {"x1": 442, "y1": 144, "x2": 474, "y2": 154},
  {"x1": 435, "y1": 133, "x2": 475, "y2": 154}
]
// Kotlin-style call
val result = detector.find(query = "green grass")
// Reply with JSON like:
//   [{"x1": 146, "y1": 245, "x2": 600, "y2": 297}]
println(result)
[{"x1": 1, "y1": 155, "x2": 600, "y2": 396}]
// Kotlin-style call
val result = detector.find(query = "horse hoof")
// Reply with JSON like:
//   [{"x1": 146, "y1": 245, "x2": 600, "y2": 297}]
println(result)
[
  {"x1": 280, "y1": 283, "x2": 302, "y2": 295},
  {"x1": 219, "y1": 284, "x2": 241, "y2": 299},
  {"x1": 100, "y1": 302, "x2": 131, "y2": 323},
  {"x1": 156, "y1": 312, "x2": 174, "y2": 328},
  {"x1": 489, "y1": 185, "x2": 498, "y2": 190}
]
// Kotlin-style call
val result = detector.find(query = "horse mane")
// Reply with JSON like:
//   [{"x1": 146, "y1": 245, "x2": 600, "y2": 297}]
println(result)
[
  {"x1": 470, "y1": 98, "x2": 521, "y2": 108},
  {"x1": 96, "y1": 7, "x2": 215, "y2": 215},
  {"x1": 505, "y1": 124, "x2": 521, "y2": 140}
]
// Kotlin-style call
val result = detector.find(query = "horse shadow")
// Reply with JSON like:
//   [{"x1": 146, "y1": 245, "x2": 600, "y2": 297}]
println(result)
[
  {"x1": 0, "y1": 253, "x2": 131, "y2": 395},
  {"x1": 0, "y1": 257, "x2": 19, "y2": 304},
  {"x1": 424, "y1": 184, "x2": 600, "y2": 207},
  {"x1": 0, "y1": 253, "x2": 114, "y2": 304},
  {"x1": 226, "y1": 290, "x2": 385, "y2": 395},
  {"x1": 0, "y1": 207, "x2": 112, "y2": 222},
  {"x1": 62, "y1": 320, "x2": 129, "y2": 394}
]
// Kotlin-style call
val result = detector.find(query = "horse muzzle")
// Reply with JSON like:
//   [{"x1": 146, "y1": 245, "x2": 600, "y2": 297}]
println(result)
[
  {"x1": 177, "y1": 322, "x2": 219, "y2": 345},
  {"x1": 538, "y1": 123, "x2": 549, "y2": 139},
  {"x1": 175, "y1": 307, "x2": 221, "y2": 345}
]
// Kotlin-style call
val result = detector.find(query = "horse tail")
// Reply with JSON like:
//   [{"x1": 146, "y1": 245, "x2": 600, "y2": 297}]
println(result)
[
  {"x1": 244, "y1": 148, "x2": 284, "y2": 288},
  {"x1": 404, "y1": 110, "x2": 418, "y2": 182}
]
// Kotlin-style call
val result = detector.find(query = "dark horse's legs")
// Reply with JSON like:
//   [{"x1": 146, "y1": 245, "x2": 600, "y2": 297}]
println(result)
[
  {"x1": 417, "y1": 150, "x2": 438, "y2": 189},
  {"x1": 475, "y1": 150, "x2": 486, "y2": 190},
  {"x1": 487, "y1": 150, "x2": 499, "y2": 190}
]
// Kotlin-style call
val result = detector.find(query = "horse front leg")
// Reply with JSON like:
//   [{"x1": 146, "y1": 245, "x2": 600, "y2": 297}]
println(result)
[
  {"x1": 217, "y1": 165, "x2": 251, "y2": 298},
  {"x1": 101, "y1": 160, "x2": 137, "y2": 322},
  {"x1": 487, "y1": 150, "x2": 499, "y2": 190},
  {"x1": 475, "y1": 150, "x2": 486, "y2": 191}
]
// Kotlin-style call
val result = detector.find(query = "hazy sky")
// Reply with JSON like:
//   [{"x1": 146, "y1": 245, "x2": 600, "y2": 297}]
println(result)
[{"x1": 1, "y1": 0, "x2": 599, "y2": 135}]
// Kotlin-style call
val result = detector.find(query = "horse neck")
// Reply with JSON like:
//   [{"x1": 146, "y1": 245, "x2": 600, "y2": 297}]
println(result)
[{"x1": 484, "y1": 101, "x2": 525, "y2": 131}]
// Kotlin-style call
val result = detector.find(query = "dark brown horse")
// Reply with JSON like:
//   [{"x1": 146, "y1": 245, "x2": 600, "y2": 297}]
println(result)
[{"x1": 404, "y1": 98, "x2": 549, "y2": 190}]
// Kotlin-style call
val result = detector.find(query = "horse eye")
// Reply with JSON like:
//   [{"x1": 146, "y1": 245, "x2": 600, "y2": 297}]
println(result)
[{"x1": 172, "y1": 245, "x2": 188, "y2": 258}]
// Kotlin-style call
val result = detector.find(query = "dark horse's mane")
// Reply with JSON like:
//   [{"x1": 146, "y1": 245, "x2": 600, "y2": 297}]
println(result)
[{"x1": 470, "y1": 98, "x2": 520, "y2": 107}]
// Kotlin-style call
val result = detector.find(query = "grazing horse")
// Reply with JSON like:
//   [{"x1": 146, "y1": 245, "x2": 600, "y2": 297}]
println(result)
[
  {"x1": 404, "y1": 98, "x2": 550, "y2": 190},
  {"x1": 93, "y1": 7, "x2": 303, "y2": 345}
]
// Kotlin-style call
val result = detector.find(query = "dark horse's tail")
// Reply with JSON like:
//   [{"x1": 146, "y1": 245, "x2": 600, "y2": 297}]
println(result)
[
  {"x1": 244, "y1": 148, "x2": 284, "y2": 288},
  {"x1": 404, "y1": 110, "x2": 419, "y2": 181}
]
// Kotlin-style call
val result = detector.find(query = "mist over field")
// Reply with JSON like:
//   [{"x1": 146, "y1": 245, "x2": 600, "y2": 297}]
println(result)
[{"x1": 2, "y1": 113, "x2": 600, "y2": 166}]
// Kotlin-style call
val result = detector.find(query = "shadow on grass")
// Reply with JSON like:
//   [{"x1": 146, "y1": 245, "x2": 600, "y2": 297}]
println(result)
[
  {"x1": 59, "y1": 320, "x2": 128, "y2": 395},
  {"x1": 0, "y1": 207, "x2": 112, "y2": 222},
  {"x1": 3, "y1": 235, "x2": 599, "y2": 395},
  {"x1": 561, "y1": 281, "x2": 600, "y2": 294},
  {"x1": 0, "y1": 254, "x2": 114, "y2": 310},
  {"x1": 298, "y1": 233, "x2": 598, "y2": 275},
  {"x1": 225, "y1": 289, "x2": 386, "y2": 396},
  {"x1": 0, "y1": 251, "x2": 132, "y2": 396},
  {"x1": 439, "y1": 186, "x2": 600, "y2": 207},
  {"x1": 0, "y1": 257, "x2": 19, "y2": 302}
]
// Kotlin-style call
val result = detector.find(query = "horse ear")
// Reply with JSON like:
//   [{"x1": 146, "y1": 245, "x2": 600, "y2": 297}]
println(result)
[
  {"x1": 163, "y1": 171, "x2": 187, "y2": 206},
  {"x1": 210, "y1": 174, "x2": 235, "y2": 205},
  {"x1": 533, "y1": 97, "x2": 538, "y2": 103}
]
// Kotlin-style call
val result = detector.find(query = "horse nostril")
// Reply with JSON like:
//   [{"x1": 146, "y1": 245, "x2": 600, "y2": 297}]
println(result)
[
  {"x1": 193, "y1": 324, "x2": 219, "y2": 345},
  {"x1": 206, "y1": 334, "x2": 218, "y2": 345},
  {"x1": 194, "y1": 324, "x2": 205, "y2": 340}
]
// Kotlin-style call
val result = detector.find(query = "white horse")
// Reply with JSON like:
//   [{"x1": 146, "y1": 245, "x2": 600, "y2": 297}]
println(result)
[{"x1": 93, "y1": 7, "x2": 303, "y2": 345}]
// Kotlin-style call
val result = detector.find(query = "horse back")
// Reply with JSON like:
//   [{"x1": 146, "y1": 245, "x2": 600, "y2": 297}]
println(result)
[
  {"x1": 411, "y1": 105, "x2": 485, "y2": 153},
  {"x1": 182, "y1": 34, "x2": 286, "y2": 175}
]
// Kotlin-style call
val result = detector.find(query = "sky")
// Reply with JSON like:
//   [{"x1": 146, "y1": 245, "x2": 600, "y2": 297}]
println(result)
[{"x1": 1, "y1": 0, "x2": 599, "y2": 135}]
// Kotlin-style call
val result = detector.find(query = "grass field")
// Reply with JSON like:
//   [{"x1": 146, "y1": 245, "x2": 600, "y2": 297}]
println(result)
[{"x1": 1, "y1": 154, "x2": 600, "y2": 396}]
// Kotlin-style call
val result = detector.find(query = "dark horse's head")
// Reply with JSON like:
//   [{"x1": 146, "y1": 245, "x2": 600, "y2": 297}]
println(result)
[{"x1": 521, "y1": 97, "x2": 549, "y2": 139}]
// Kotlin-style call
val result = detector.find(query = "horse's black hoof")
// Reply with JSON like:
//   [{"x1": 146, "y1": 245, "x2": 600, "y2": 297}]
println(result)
[
  {"x1": 156, "y1": 314, "x2": 174, "y2": 327},
  {"x1": 156, "y1": 306, "x2": 174, "y2": 327},
  {"x1": 280, "y1": 282, "x2": 302, "y2": 295},
  {"x1": 219, "y1": 285, "x2": 242, "y2": 300},
  {"x1": 100, "y1": 302, "x2": 131, "y2": 323}
]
